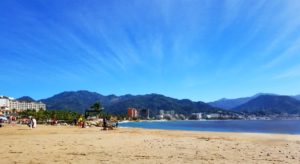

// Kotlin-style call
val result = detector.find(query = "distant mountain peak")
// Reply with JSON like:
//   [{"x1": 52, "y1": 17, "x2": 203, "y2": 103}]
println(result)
[
  {"x1": 234, "y1": 95, "x2": 300, "y2": 114},
  {"x1": 17, "y1": 96, "x2": 36, "y2": 102},
  {"x1": 218, "y1": 98, "x2": 228, "y2": 101},
  {"x1": 209, "y1": 93, "x2": 281, "y2": 110}
]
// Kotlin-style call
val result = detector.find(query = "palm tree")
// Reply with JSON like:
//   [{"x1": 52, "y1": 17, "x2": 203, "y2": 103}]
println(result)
[{"x1": 90, "y1": 102, "x2": 102, "y2": 112}]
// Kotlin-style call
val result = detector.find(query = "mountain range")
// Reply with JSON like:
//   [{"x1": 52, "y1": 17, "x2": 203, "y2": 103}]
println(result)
[
  {"x1": 104, "y1": 94, "x2": 223, "y2": 116},
  {"x1": 209, "y1": 93, "x2": 300, "y2": 110},
  {"x1": 37, "y1": 91, "x2": 223, "y2": 115},
  {"x1": 233, "y1": 95, "x2": 300, "y2": 114},
  {"x1": 39, "y1": 91, "x2": 134, "y2": 114},
  {"x1": 208, "y1": 93, "x2": 276, "y2": 109},
  {"x1": 16, "y1": 91, "x2": 300, "y2": 115}
]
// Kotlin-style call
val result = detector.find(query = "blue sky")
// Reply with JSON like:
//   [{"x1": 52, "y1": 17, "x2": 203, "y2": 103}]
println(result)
[{"x1": 1, "y1": 0, "x2": 300, "y2": 102}]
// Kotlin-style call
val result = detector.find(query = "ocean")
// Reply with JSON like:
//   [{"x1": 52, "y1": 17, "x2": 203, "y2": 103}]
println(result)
[{"x1": 119, "y1": 120, "x2": 300, "y2": 134}]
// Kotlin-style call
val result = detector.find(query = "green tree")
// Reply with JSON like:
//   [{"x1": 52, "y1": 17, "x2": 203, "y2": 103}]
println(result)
[
  {"x1": 17, "y1": 109, "x2": 79, "y2": 124},
  {"x1": 90, "y1": 102, "x2": 102, "y2": 112}
]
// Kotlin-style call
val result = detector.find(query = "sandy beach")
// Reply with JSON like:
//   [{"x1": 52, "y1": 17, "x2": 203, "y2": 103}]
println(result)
[{"x1": 0, "y1": 125, "x2": 299, "y2": 164}]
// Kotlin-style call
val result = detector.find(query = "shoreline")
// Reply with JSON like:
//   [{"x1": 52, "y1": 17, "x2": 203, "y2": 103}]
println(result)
[
  {"x1": 120, "y1": 118, "x2": 300, "y2": 123},
  {"x1": 119, "y1": 120, "x2": 300, "y2": 135},
  {"x1": 119, "y1": 126, "x2": 300, "y2": 136}
]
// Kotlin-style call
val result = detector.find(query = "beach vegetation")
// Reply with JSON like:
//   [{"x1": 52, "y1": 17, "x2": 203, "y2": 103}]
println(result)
[
  {"x1": 90, "y1": 102, "x2": 102, "y2": 112},
  {"x1": 18, "y1": 109, "x2": 79, "y2": 124}
]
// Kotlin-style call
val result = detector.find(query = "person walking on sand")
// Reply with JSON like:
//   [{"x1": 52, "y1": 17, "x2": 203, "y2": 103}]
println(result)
[{"x1": 32, "y1": 117, "x2": 37, "y2": 128}]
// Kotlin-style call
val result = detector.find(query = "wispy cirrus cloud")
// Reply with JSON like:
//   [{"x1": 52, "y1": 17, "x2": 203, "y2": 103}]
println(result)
[
  {"x1": 274, "y1": 64, "x2": 300, "y2": 79},
  {"x1": 1, "y1": 0, "x2": 300, "y2": 101},
  {"x1": 260, "y1": 1, "x2": 300, "y2": 69},
  {"x1": 264, "y1": 37, "x2": 300, "y2": 69}
]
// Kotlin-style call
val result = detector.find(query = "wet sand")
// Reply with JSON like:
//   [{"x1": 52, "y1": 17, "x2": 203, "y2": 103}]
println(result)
[{"x1": 0, "y1": 124, "x2": 299, "y2": 164}]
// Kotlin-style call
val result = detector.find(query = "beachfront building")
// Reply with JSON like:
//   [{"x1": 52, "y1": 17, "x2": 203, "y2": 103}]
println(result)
[
  {"x1": 0, "y1": 96, "x2": 10, "y2": 110},
  {"x1": 156, "y1": 110, "x2": 165, "y2": 119},
  {"x1": 191, "y1": 113, "x2": 203, "y2": 120},
  {"x1": 139, "y1": 108, "x2": 150, "y2": 119},
  {"x1": 159, "y1": 110, "x2": 164, "y2": 115},
  {"x1": 156, "y1": 114, "x2": 164, "y2": 120},
  {"x1": 128, "y1": 108, "x2": 138, "y2": 118},
  {"x1": 206, "y1": 113, "x2": 220, "y2": 119},
  {"x1": 0, "y1": 96, "x2": 46, "y2": 115},
  {"x1": 174, "y1": 114, "x2": 186, "y2": 120},
  {"x1": 156, "y1": 110, "x2": 178, "y2": 120},
  {"x1": 165, "y1": 110, "x2": 175, "y2": 115}
]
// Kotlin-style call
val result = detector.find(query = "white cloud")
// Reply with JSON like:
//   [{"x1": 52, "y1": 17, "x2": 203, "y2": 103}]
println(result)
[
  {"x1": 260, "y1": 1, "x2": 300, "y2": 59},
  {"x1": 264, "y1": 36, "x2": 300, "y2": 68}
]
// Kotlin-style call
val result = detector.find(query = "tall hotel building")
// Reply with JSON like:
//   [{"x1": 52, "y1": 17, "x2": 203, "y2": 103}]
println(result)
[
  {"x1": 128, "y1": 107, "x2": 138, "y2": 118},
  {"x1": 0, "y1": 96, "x2": 46, "y2": 115}
]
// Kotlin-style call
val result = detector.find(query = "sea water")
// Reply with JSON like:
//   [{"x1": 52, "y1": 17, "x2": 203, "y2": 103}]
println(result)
[{"x1": 119, "y1": 120, "x2": 300, "y2": 134}]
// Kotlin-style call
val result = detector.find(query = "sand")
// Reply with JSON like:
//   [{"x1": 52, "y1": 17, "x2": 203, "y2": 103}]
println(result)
[{"x1": 0, "y1": 124, "x2": 299, "y2": 164}]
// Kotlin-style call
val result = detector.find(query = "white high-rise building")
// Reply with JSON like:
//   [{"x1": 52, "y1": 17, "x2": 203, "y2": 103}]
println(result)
[
  {"x1": 0, "y1": 96, "x2": 46, "y2": 115},
  {"x1": 0, "y1": 96, "x2": 10, "y2": 110}
]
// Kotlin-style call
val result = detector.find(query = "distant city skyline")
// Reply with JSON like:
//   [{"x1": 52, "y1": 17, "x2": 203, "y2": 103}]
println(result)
[{"x1": 1, "y1": 0, "x2": 300, "y2": 102}]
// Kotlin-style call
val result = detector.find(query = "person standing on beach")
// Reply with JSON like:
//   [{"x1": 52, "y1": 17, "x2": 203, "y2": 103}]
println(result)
[
  {"x1": 78, "y1": 116, "x2": 83, "y2": 127},
  {"x1": 8, "y1": 115, "x2": 12, "y2": 124},
  {"x1": 73, "y1": 118, "x2": 77, "y2": 126},
  {"x1": 32, "y1": 117, "x2": 37, "y2": 128},
  {"x1": 103, "y1": 117, "x2": 107, "y2": 130},
  {"x1": 28, "y1": 117, "x2": 33, "y2": 129}
]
